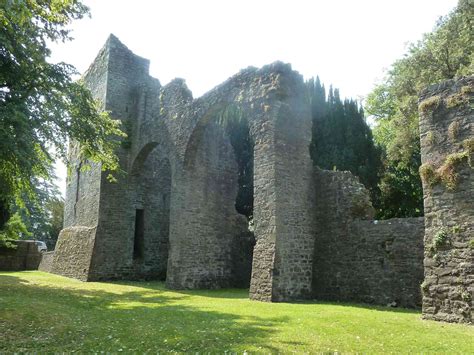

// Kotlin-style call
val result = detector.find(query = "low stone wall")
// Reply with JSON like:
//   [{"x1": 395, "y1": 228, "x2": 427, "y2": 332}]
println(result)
[
  {"x1": 0, "y1": 241, "x2": 42, "y2": 271},
  {"x1": 314, "y1": 217, "x2": 425, "y2": 308},
  {"x1": 38, "y1": 251, "x2": 55, "y2": 273},
  {"x1": 313, "y1": 169, "x2": 425, "y2": 308},
  {"x1": 50, "y1": 226, "x2": 97, "y2": 281},
  {"x1": 350, "y1": 218, "x2": 424, "y2": 307}
]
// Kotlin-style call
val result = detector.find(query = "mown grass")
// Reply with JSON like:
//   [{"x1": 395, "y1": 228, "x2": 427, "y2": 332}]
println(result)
[{"x1": 0, "y1": 271, "x2": 473, "y2": 353}]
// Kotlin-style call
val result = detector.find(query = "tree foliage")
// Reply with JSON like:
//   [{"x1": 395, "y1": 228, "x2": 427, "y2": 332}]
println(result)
[
  {"x1": 12, "y1": 173, "x2": 64, "y2": 249},
  {"x1": 0, "y1": 0, "x2": 125, "y2": 236},
  {"x1": 366, "y1": 0, "x2": 473, "y2": 218},
  {"x1": 308, "y1": 77, "x2": 382, "y2": 204},
  {"x1": 226, "y1": 118, "x2": 253, "y2": 219},
  {"x1": 0, "y1": 212, "x2": 30, "y2": 247}
]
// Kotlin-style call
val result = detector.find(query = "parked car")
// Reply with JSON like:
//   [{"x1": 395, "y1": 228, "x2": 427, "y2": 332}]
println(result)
[{"x1": 35, "y1": 241, "x2": 48, "y2": 252}]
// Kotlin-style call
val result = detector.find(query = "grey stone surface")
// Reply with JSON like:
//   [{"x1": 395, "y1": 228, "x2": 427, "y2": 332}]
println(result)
[
  {"x1": 312, "y1": 169, "x2": 425, "y2": 308},
  {"x1": 54, "y1": 35, "x2": 315, "y2": 301},
  {"x1": 0, "y1": 241, "x2": 42, "y2": 271},
  {"x1": 50, "y1": 36, "x2": 472, "y2": 317},
  {"x1": 50, "y1": 226, "x2": 96, "y2": 281},
  {"x1": 38, "y1": 251, "x2": 54, "y2": 273},
  {"x1": 419, "y1": 76, "x2": 474, "y2": 323}
]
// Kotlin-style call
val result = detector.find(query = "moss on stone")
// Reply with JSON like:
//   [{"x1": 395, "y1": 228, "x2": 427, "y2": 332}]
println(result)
[
  {"x1": 469, "y1": 239, "x2": 474, "y2": 250},
  {"x1": 438, "y1": 151, "x2": 469, "y2": 190},
  {"x1": 445, "y1": 92, "x2": 469, "y2": 108},
  {"x1": 460, "y1": 288, "x2": 471, "y2": 302},
  {"x1": 452, "y1": 225, "x2": 461, "y2": 234},
  {"x1": 420, "y1": 281, "x2": 429, "y2": 294},
  {"x1": 419, "y1": 162, "x2": 439, "y2": 187},
  {"x1": 460, "y1": 85, "x2": 473, "y2": 95},
  {"x1": 420, "y1": 146, "x2": 472, "y2": 191},
  {"x1": 447, "y1": 121, "x2": 460, "y2": 141},
  {"x1": 463, "y1": 137, "x2": 474, "y2": 154},
  {"x1": 433, "y1": 228, "x2": 450, "y2": 249},
  {"x1": 419, "y1": 95, "x2": 441, "y2": 114},
  {"x1": 425, "y1": 131, "x2": 436, "y2": 145}
]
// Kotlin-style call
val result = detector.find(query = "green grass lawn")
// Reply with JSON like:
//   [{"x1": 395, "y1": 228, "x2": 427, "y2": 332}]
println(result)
[{"x1": 0, "y1": 271, "x2": 472, "y2": 353}]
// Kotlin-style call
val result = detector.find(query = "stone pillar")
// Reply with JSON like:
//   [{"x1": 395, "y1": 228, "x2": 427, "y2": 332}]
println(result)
[
  {"x1": 249, "y1": 69, "x2": 315, "y2": 301},
  {"x1": 419, "y1": 76, "x2": 473, "y2": 323}
]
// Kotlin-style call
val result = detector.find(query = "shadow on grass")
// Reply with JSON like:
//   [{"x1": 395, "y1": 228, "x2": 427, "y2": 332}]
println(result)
[
  {"x1": 295, "y1": 299, "x2": 421, "y2": 315},
  {"x1": 111, "y1": 279, "x2": 250, "y2": 299},
  {"x1": 0, "y1": 273, "x2": 286, "y2": 352},
  {"x1": 113, "y1": 279, "x2": 420, "y2": 315}
]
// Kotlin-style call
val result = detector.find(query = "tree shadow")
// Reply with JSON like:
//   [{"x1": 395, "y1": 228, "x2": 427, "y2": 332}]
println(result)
[
  {"x1": 0, "y1": 273, "x2": 287, "y2": 353},
  {"x1": 294, "y1": 299, "x2": 420, "y2": 315},
  {"x1": 111, "y1": 280, "x2": 250, "y2": 299},
  {"x1": 112, "y1": 279, "x2": 421, "y2": 315}
]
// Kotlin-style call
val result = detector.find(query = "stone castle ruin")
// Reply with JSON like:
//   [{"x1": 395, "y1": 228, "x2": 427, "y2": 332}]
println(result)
[{"x1": 43, "y1": 35, "x2": 473, "y2": 323}]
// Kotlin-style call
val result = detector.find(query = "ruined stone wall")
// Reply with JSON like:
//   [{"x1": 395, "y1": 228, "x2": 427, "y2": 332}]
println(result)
[
  {"x1": 57, "y1": 36, "x2": 256, "y2": 284},
  {"x1": 312, "y1": 169, "x2": 425, "y2": 308},
  {"x1": 0, "y1": 241, "x2": 42, "y2": 271},
  {"x1": 50, "y1": 226, "x2": 96, "y2": 281},
  {"x1": 88, "y1": 36, "x2": 153, "y2": 280},
  {"x1": 54, "y1": 35, "x2": 437, "y2": 308},
  {"x1": 166, "y1": 121, "x2": 245, "y2": 289},
  {"x1": 134, "y1": 155, "x2": 171, "y2": 280},
  {"x1": 161, "y1": 62, "x2": 315, "y2": 300},
  {"x1": 38, "y1": 251, "x2": 54, "y2": 273},
  {"x1": 63, "y1": 42, "x2": 109, "y2": 228},
  {"x1": 419, "y1": 76, "x2": 474, "y2": 323}
]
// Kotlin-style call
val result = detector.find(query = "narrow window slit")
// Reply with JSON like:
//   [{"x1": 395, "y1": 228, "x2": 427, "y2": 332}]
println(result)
[{"x1": 134, "y1": 209, "x2": 144, "y2": 259}]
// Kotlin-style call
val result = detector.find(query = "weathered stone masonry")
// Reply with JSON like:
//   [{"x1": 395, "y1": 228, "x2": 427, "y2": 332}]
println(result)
[
  {"x1": 312, "y1": 170, "x2": 425, "y2": 308},
  {"x1": 50, "y1": 35, "x2": 315, "y2": 301},
  {"x1": 45, "y1": 36, "x2": 472, "y2": 320},
  {"x1": 0, "y1": 241, "x2": 42, "y2": 271},
  {"x1": 419, "y1": 77, "x2": 474, "y2": 323}
]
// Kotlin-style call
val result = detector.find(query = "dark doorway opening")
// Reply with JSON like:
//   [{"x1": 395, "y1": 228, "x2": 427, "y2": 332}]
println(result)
[
  {"x1": 133, "y1": 209, "x2": 144, "y2": 259},
  {"x1": 221, "y1": 109, "x2": 255, "y2": 289}
]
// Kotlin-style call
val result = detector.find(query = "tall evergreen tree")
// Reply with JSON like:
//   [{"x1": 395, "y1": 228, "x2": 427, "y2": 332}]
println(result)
[{"x1": 308, "y1": 78, "x2": 382, "y2": 208}]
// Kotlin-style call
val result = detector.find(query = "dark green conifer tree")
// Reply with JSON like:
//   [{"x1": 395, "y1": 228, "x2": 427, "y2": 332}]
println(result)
[{"x1": 308, "y1": 78, "x2": 382, "y2": 208}]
